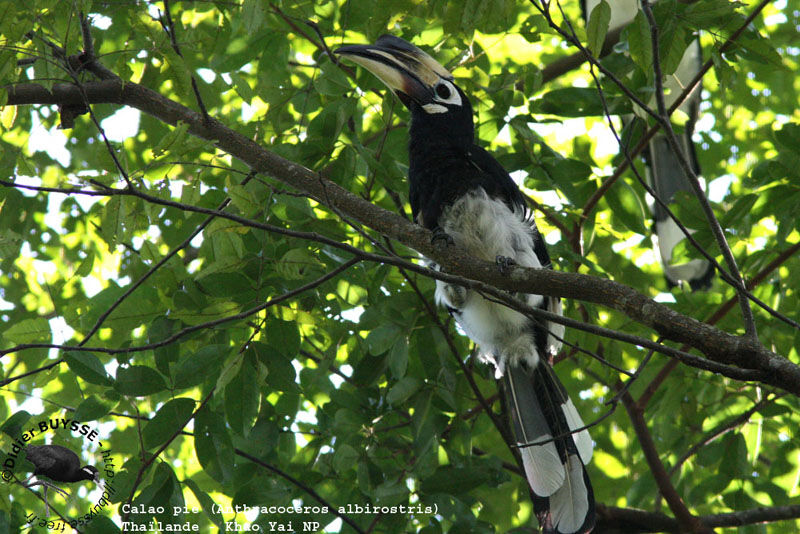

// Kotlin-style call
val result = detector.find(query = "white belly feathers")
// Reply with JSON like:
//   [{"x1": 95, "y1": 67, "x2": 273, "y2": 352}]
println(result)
[{"x1": 431, "y1": 189, "x2": 561, "y2": 375}]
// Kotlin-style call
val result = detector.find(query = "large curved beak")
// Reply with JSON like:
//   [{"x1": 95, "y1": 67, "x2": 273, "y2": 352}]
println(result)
[{"x1": 334, "y1": 35, "x2": 452, "y2": 107}]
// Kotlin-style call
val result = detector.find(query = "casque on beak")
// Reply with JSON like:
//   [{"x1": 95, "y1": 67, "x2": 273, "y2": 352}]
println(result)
[{"x1": 334, "y1": 34, "x2": 453, "y2": 108}]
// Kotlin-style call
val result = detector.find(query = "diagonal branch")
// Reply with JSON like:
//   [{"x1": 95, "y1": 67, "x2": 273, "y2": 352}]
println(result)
[
  {"x1": 641, "y1": 0, "x2": 757, "y2": 342},
  {"x1": 598, "y1": 503, "x2": 800, "y2": 532},
  {"x1": 618, "y1": 385, "x2": 713, "y2": 533},
  {"x1": 4, "y1": 77, "x2": 799, "y2": 394},
  {"x1": 0, "y1": 177, "x2": 777, "y2": 386}
]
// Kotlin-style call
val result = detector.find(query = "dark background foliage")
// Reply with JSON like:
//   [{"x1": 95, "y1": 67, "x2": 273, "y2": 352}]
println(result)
[{"x1": 1, "y1": 0, "x2": 799, "y2": 532}]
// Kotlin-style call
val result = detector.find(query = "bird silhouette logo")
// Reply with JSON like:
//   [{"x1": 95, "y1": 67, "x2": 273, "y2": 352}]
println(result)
[{"x1": 20, "y1": 443, "x2": 101, "y2": 517}]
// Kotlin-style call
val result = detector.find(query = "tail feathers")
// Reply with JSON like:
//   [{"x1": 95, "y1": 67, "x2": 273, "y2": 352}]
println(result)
[
  {"x1": 648, "y1": 132, "x2": 714, "y2": 291},
  {"x1": 502, "y1": 363, "x2": 595, "y2": 534},
  {"x1": 506, "y1": 364, "x2": 565, "y2": 495},
  {"x1": 536, "y1": 457, "x2": 596, "y2": 534}
]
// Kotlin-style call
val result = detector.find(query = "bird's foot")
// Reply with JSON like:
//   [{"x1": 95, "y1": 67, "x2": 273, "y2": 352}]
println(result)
[
  {"x1": 431, "y1": 227, "x2": 454, "y2": 248},
  {"x1": 47, "y1": 483, "x2": 70, "y2": 499},
  {"x1": 496, "y1": 255, "x2": 516, "y2": 275}
]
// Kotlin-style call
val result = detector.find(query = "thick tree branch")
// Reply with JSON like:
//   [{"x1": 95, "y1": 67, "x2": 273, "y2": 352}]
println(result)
[
  {"x1": 597, "y1": 503, "x2": 800, "y2": 532},
  {"x1": 2, "y1": 173, "x2": 791, "y2": 394},
  {"x1": 618, "y1": 387, "x2": 712, "y2": 533},
  {"x1": 637, "y1": 241, "x2": 800, "y2": 409},
  {"x1": 4, "y1": 78, "x2": 799, "y2": 395}
]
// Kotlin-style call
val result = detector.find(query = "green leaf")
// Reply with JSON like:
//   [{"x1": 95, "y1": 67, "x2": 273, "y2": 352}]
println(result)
[
  {"x1": 626, "y1": 10, "x2": 653, "y2": 75},
  {"x1": 721, "y1": 432, "x2": 750, "y2": 478},
  {"x1": 229, "y1": 71, "x2": 255, "y2": 103},
  {"x1": 150, "y1": 317, "x2": 180, "y2": 376},
  {"x1": 224, "y1": 354, "x2": 260, "y2": 436},
  {"x1": 241, "y1": 0, "x2": 266, "y2": 34},
  {"x1": 185, "y1": 478, "x2": 226, "y2": 530},
  {"x1": 386, "y1": 377, "x2": 421, "y2": 406},
  {"x1": 75, "y1": 248, "x2": 95, "y2": 277},
  {"x1": 226, "y1": 177, "x2": 260, "y2": 217},
  {"x1": 533, "y1": 87, "x2": 629, "y2": 117},
  {"x1": 388, "y1": 336, "x2": 409, "y2": 378},
  {"x1": 115, "y1": 365, "x2": 168, "y2": 396},
  {"x1": 605, "y1": 179, "x2": 647, "y2": 235},
  {"x1": 1, "y1": 411, "x2": 31, "y2": 438},
  {"x1": 84, "y1": 516, "x2": 122, "y2": 534},
  {"x1": 314, "y1": 59, "x2": 353, "y2": 96},
  {"x1": 215, "y1": 352, "x2": 244, "y2": 392},
  {"x1": 275, "y1": 248, "x2": 320, "y2": 280},
  {"x1": 420, "y1": 466, "x2": 490, "y2": 495},
  {"x1": 64, "y1": 351, "x2": 114, "y2": 387},
  {"x1": 265, "y1": 318, "x2": 301, "y2": 358},
  {"x1": 586, "y1": 0, "x2": 611, "y2": 57},
  {"x1": 195, "y1": 405, "x2": 235, "y2": 483},
  {"x1": 2, "y1": 317, "x2": 50, "y2": 344},
  {"x1": 658, "y1": 24, "x2": 688, "y2": 76},
  {"x1": 366, "y1": 323, "x2": 402, "y2": 355},
  {"x1": 721, "y1": 193, "x2": 758, "y2": 228},
  {"x1": 332, "y1": 443, "x2": 360, "y2": 474},
  {"x1": 131, "y1": 462, "x2": 184, "y2": 526},
  {"x1": 734, "y1": 36, "x2": 785, "y2": 68},
  {"x1": 173, "y1": 345, "x2": 229, "y2": 389},
  {"x1": 684, "y1": 0, "x2": 740, "y2": 26},
  {"x1": 351, "y1": 353, "x2": 388, "y2": 387},
  {"x1": 73, "y1": 395, "x2": 112, "y2": 421},
  {"x1": 142, "y1": 397, "x2": 196, "y2": 450},
  {"x1": 774, "y1": 122, "x2": 800, "y2": 154},
  {"x1": 151, "y1": 120, "x2": 190, "y2": 159}
]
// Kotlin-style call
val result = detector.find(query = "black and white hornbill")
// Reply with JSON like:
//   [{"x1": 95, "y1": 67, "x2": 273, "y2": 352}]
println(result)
[
  {"x1": 22, "y1": 444, "x2": 100, "y2": 516},
  {"x1": 583, "y1": 0, "x2": 715, "y2": 290},
  {"x1": 336, "y1": 35, "x2": 594, "y2": 534}
]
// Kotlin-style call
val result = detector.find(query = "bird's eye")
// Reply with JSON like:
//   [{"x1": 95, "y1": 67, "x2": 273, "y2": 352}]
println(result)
[{"x1": 435, "y1": 83, "x2": 451, "y2": 100}]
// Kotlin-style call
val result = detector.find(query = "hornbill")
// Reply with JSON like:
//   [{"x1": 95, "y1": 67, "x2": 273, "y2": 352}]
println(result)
[
  {"x1": 584, "y1": 0, "x2": 715, "y2": 290},
  {"x1": 22, "y1": 444, "x2": 100, "y2": 516},
  {"x1": 336, "y1": 35, "x2": 594, "y2": 534}
]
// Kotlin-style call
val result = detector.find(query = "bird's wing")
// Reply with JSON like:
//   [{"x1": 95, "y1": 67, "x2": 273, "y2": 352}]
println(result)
[
  {"x1": 26, "y1": 446, "x2": 59, "y2": 471},
  {"x1": 465, "y1": 144, "x2": 528, "y2": 216}
]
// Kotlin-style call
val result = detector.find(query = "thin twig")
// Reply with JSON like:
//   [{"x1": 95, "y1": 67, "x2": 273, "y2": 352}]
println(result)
[
  {"x1": 159, "y1": 0, "x2": 210, "y2": 119},
  {"x1": 234, "y1": 449, "x2": 366, "y2": 534},
  {"x1": 668, "y1": 392, "x2": 783, "y2": 478}
]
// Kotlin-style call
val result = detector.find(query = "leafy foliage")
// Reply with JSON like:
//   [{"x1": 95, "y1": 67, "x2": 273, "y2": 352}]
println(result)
[{"x1": 1, "y1": 1, "x2": 799, "y2": 533}]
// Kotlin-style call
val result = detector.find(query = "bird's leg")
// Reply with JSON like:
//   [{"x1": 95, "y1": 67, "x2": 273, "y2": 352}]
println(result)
[
  {"x1": 438, "y1": 280, "x2": 467, "y2": 310},
  {"x1": 495, "y1": 255, "x2": 516, "y2": 275},
  {"x1": 44, "y1": 482, "x2": 69, "y2": 499},
  {"x1": 24, "y1": 479, "x2": 70, "y2": 499},
  {"x1": 430, "y1": 226, "x2": 454, "y2": 248},
  {"x1": 432, "y1": 259, "x2": 468, "y2": 310},
  {"x1": 23, "y1": 479, "x2": 70, "y2": 497}
]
